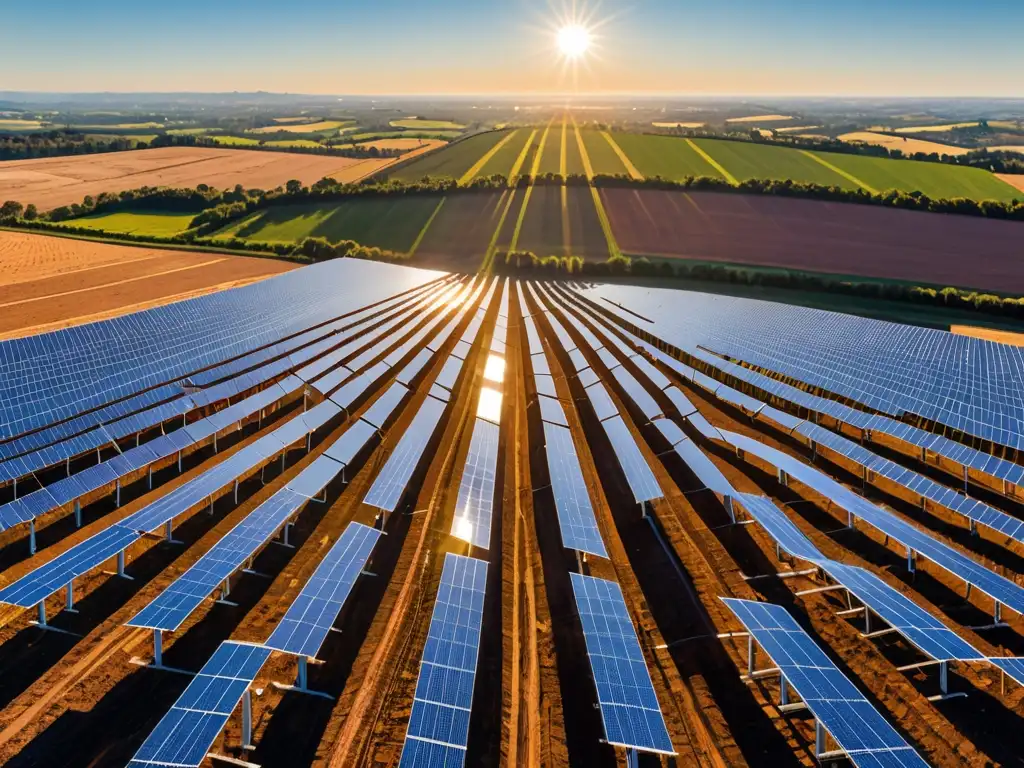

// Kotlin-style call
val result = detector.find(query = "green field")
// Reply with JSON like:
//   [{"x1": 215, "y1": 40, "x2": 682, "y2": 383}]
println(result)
[
  {"x1": 536, "y1": 123, "x2": 566, "y2": 176},
  {"x1": 810, "y1": 151, "x2": 1021, "y2": 201},
  {"x1": 610, "y1": 133, "x2": 723, "y2": 179},
  {"x1": 391, "y1": 131, "x2": 512, "y2": 181},
  {"x1": 580, "y1": 130, "x2": 628, "y2": 176},
  {"x1": 71, "y1": 122, "x2": 165, "y2": 130},
  {"x1": 694, "y1": 139, "x2": 859, "y2": 188},
  {"x1": 266, "y1": 139, "x2": 324, "y2": 149},
  {"x1": 55, "y1": 210, "x2": 197, "y2": 236},
  {"x1": 166, "y1": 127, "x2": 216, "y2": 136},
  {"x1": 390, "y1": 119, "x2": 465, "y2": 130},
  {"x1": 213, "y1": 135, "x2": 262, "y2": 147},
  {"x1": 84, "y1": 133, "x2": 157, "y2": 144},
  {"x1": 349, "y1": 130, "x2": 461, "y2": 142},
  {"x1": 609, "y1": 134, "x2": 1020, "y2": 201},
  {"x1": 564, "y1": 129, "x2": 586, "y2": 176},
  {"x1": 212, "y1": 197, "x2": 441, "y2": 252},
  {"x1": 476, "y1": 130, "x2": 532, "y2": 178}
]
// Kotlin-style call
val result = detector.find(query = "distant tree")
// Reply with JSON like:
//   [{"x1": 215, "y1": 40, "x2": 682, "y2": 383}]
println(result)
[
  {"x1": 285, "y1": 179, "x2": 304, "y2": 194},
  {"x1": 0, "y1": 200, "x2": 24, "y2": 221},
  {"x1": 23, "y1": 204, "x2": 38, "y2": 221}
]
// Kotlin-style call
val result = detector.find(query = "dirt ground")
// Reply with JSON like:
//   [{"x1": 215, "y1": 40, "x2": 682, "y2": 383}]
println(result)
[
  {"x1": 602, "y1": 188, "x2": 1024, "y2": 293},
  {"x1": 0, "y1": 275, "x2": 1022, "y2": 768},
  {"x1": 0, "y1": 230, "x2": 294, "y2": 339},
  {"x1": 996, "y1": 174, "x2": 1024, "y2": 194},
  {"x1": 0, "y1": 147, "x2": 399, "y2": 211}
]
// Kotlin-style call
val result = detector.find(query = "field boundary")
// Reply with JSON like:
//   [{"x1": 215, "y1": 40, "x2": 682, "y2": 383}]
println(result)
[
  {"x1": 459, "y1": 130, "x2": 520, "y2": 185},
  {"x1": 800, "y1": 150, "x2": 877, "y2": 193},
  {"x1": 572, "y1": 117, "x2": 621, "y2": 259},
  {"x1": 685, "y1": 139, "x2": 738, "y2": 184},
  {"x1": 507, "y1": 129, "x2": 538, "y2": 185},
  {"x1": 601, "y1": 132, "x2": 644, "y2": 180},
  {"x1": 407, "y1": 197, "x2": 447, "y2": 257}
]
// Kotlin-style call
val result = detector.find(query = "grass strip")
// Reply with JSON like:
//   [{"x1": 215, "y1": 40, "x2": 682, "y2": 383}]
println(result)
[
  {"x1": 508, "y1": 129, "x2": 538, "y2": 186},
  {"x1": 407, "y1": 197, "x2": 447, "y2": 256},
  {"x1": 572, "y1": 116, "x2": 621, "y2": 258},
  {"x1": 686, "y1": 139, "x2": 739, "y2": 185},
  {"x1": 531, "y1": 120, "x2": 553, "y2": 180},
  {"x1": 601, "y1": 131, "x2": 645, "y2": 180},
  {"x1": 458, "y1": 130, "x2": 519, "y2": 186},
  {"x1": 799, "y1": 150, "x2": 878, "y2": 193}
]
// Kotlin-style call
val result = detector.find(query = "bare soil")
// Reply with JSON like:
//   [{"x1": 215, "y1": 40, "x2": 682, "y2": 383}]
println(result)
[
  {"x1": 0, "y1": 230, "x2": 293, "y2": 339},
  {"x1": 0, "y1": 147, "x2": 394, "y2": 211}
]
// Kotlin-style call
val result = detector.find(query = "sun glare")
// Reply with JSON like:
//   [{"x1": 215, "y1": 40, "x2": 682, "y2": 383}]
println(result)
[{"x1": 557, "y1": 25, "x2": 591, "y2": 59}]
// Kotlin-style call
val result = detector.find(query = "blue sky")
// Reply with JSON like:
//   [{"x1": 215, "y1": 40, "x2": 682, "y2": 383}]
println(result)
[{"x1": 2, "y1": 0, "x2": 1022, "y2": 96}]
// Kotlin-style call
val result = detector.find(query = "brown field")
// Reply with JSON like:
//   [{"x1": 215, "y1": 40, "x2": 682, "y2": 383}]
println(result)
[
  {"x1": 996, "y1": 173, "x2": 1024, "y2": 193},
  {"x1": 652, "y1": 121, "x2": 705, "y2": 128},
  {"x1": 354, "y1": 138, "x2": 446, "y2": 152},
  {"x1": 838, "y1": 131, "x2": 971, "y2": 156},
  {"x1": 776, "y1": 125, "x2": 822, "y2": 133},
  {"x1": 602, "y1": 187, "x2": 1024, "y2": 292},
  {"x1": 0, "y1": 230, "x2": 294, "y2": 339},
  {"x1": 894, "y1": 122, "x2": 980, "y2": 133},
  {"x1": 0, "y1": 147, "x2": 396, "y2": 211},
  {"x1": 989, "y1": 146, "x2": 1024, "y2": 155},
  {"x1": 413, "y1": 191, "x2": 506, "y2": 269},
  {"x1": 951, "y1": 325, "x2": 1024, "y2": 345}
]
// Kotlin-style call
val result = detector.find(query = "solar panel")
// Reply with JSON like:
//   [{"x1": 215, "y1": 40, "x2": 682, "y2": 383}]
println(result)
[
  {"x1": 287, "y1": 455, "x2": 343, "y2": 499},
  {"x1": 570, "y1": 573, "x2": 674, "y2": 755},
  {"x1": 542, "y1": 423, "x2": 607, "y2": 558},
  {"x1": 722, "y1": 598, "x2": 929, "y2": 768},
  {"x1": 537, "y1": 395, "x2": 569, "y2": 427},
  {"x1": 364, "y1": 396, "x2": 448, "y2": 513},
  {"x1": 717, "y1": 429, "x2": 1024, "y2": 618},
  {"x1": 671, "y1": 438, "x2": 735, "y2": 498},
  {"x1": 534, "y1": 373, "x2": 558, "y2": 398},
  {"x1": 451, "y1": 420, "x2": 500, "y2": 549},
  {"x1": 126, "y1": 641, "x2": 271, "y2": 768},
  {"x1": 688, "y1": 412, "x2": 723, "y2": 441},
  {"x1": 585, "y1": 382, "x2": 619, "y2": 423},
  {"x1": 734, "y1": 493, "x2": 824, "y2": 563},
  {"x1": 400, "y1": 554, "x2": 488, "y2": 767},
  {"x1": 128, "y1": 487, "x2": 309, "y2": 632},
  {"x1": 264, "y1": 522, "x2": 381, "y2": 658},
  {"x1": 362, "y1": 383, "x2": 410, "y2": 429},
  {"x1": 324, "y1": 419, "x2": 379, "y2": 466},
  {"x1": 601, "y1": 416, "x2": 662, "y2": 504},
  {"x1": 990, "y1": 657, "x2": 1024, "y2": 688},
  {"x1": 529, "y1": 351, "x2": 551, "y2": 376},
  {"x1": 663, "y1": 387, "x2": 697, "y2": 418},
  {"x1": 652, "y1": 418, "x2": 687, "y2": 448},
  {"x1": 610, "y1": 368, "x2": 662, "y2": 420}
]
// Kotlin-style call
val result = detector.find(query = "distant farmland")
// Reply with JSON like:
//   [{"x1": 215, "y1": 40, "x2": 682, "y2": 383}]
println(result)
[
  {"x1": 389, "y1": 131, "x2": 511, "y2": 181},
  {"x1": 0, "y1": 147, "x2": 405, "y2": 211},
  {"x1": 213, "y1": 197, "x2": 442, "y2": 253},
  {"x1": 601, "y1": 188, "x2": 1024, "y2": 292},
  {"x1": 54, "y1": 210, "x2": 197, "y2": 237}
]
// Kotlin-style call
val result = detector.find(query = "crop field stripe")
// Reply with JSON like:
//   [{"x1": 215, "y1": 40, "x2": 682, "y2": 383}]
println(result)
[
  {"x1": 508, "y1": 129, "x2": 538, "y2": 185},
  {"x1": 459, "y1": 130, "x2": 520, "y2": 186},
  {"x1": 601, "y1": 131, "x2": 644, "y2": 180},
  {"x1": 531, "y1": 119, "x2": 554, "y2": 179},
  {"x1": 407, "y1": 197, "x2": 447, "y2": 256},
  {"x1": 799, "y1": 150, "x2": 877, "y2": 193},
  {"x1": 572, "y1": 116, "x2": 621, "y2": 258},
  {"x1": 481, "y1": 188, "x2": 520, "y2": 274},
  {"x1": 560, "y1": 115, "x2": 568, "y2": 177},
  {"x1": 685, "y1": 139, "x2": 738, "y2": 185}
]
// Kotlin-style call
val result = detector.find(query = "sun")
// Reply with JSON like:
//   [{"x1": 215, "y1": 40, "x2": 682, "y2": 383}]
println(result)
[{"x1": 557, "y1": 24, "x2": 591, "y2": 59}]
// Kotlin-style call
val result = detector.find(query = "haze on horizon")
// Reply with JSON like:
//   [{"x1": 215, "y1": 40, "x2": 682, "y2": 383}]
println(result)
[{"x1": 2, "y1": 0, "x2": 1023, "y2": 98}]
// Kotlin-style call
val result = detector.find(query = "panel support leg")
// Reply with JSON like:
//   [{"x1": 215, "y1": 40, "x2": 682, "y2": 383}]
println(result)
[
  {"x1": 780, "y1": 677, "x2": 789, "y2": 706},
  {"x1": 37, "y1": 601, "x2": 46, "y2": 627},
  {"x1": 154, "y1": 629, "x2": 162, "y2": 667},
  {"x1": 177, "y1": 451, "x2": 182, "y2": 473},
  {"x1": 148, "y1": 467, "x2": 153, "y2": 490},
  {"x1": 117, "y1": 550, "x2": 132, "y2": 579},
  {"x1": 815, "y1": 719, "x2": 826, "y2": 757},
  {"x1": 747, "y1": 635, "x2": 755, "y2": 677},
  {"x1": 724, "y1": 495, "x2": 735, "y2": 524},
  {"x1": 29, "y1": 519, "x2": 37, "y2": 555},
  {"x1": 65, "y1": 580, "x2": 76, "y2": 612},
  {"x1": 297, "y1": 656, "x2": 308, "y2": 689},
  {"x1": 906, "y1": 547, "x2": 916, "y2": 573},
  {"x1": 234, "y1": 480, "x2": 239, "y2": 504},
  {"x1": 241, "y1": 689, "x2": 254, "y2": 750},
  {"x1": 116, "y1": 479, "x2": 121, "y2": 508},
  {"x1": 74, "y1": 500, "x2": 82, "y2": 528},
  {"x1": 777, "y1": 468, "x2": 788, "y2": 487},
  {"x1": 939, "y1": 661, "x2": 948, "y2": 695},
  {"x1": 213, "y1": 433, "x2": 218, "y2": 454}
]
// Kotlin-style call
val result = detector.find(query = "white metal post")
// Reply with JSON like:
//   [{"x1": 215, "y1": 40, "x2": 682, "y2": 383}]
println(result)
[
  {"x1": 148, "y1": 467, "x2": 153, "y2": 490},
  {"x1": 747, "y1": 635, "x2": 755, "y2": 677},
  {"x1": 74, "y1": 500, "x2": 82, "y2": 527},
  {"x1": 153, "y1": 629, "x2": 162, "y2": 667},
  {"x1": 65, "y1": 580, "x2": 75, "y2": 611},
  {"x1": 116, "y1": 479, "x2": 121, "y2": 507},
  {"x1": 815, "y1": 720, "x2": 825, "y2": 757},
  {"x1": 37, "y1": 602, "x2": 46, "y2": 626},
  {"x1": 29, "y1": 519, "x2": 36, "y2": 555},
  {"x1": 242, "y1": 689, "x2": 254, "y2": 749}
]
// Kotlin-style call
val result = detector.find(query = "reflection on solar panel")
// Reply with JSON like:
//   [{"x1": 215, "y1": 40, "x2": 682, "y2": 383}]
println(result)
[
  {"x1": 672, "y1": 437, "x2": 734, "y2": 498},
  {"x1": 400, "y1": 554, "x2": 488, "y2": 768},
  {"x1": 264, "y1": 523, "x2": 380, "y2": 658},
  {"x1": 570, "y1": 573, "x2": 674, "y2": 755},
  {"x1": 585, "y1": 382, "x2": 619, "y2": 423},
  {"x1": 601, "y1": 416, "x2": 662, "y2": 505},
  {"x1": 537, "y1": 395, "x2": 569, "y2": 427},
  {"x1": 126, "y1": 641, "x2": 271, "y2": 768},
  {"x1": 722, "y1": 599, "x2": 929, "y2": 768},
  {"x1": 990, "y1": 658, "x2": 1024, "y2": 688},
  {"x1": 542, "y1": 423, "x2": 607, "y2": 558},
  {"x1": 734, "y1": 493, "x2": 823, "y2": 563},
  {"x1": 364, "y1": 396, "x2": 448, "y2": 513},
  {"x1": 128, "y1": 487, "x2": 310, "y2": 632},
  {"x1": 652, "y1": 418, "x2": 687, "y2": 448},
  {"x1": 362, "y1": 383, "x2": 410, "y2": 429},
  {"x1": 609, "y1": 368, "x2": 661, "y2": 420},
  {"x1": 451, "y1": 420, "x2": 500, "y2": 549}
]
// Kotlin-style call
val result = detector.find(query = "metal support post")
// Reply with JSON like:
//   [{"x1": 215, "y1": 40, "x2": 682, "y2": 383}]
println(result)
[
  {"x1": 724, "y1": 495, "x2": 735, "y2": 524},
  {"x1": 747, "y1": 635, "x2": 755, "y2": 677},
  {"x1": 148, "y1": 467, "x2": 153, "y2": 490},
  {"x1": 306, "y1": 432, "x2": 312, "y2": 453},
  {"x1": 815, "y1": 720, "x2": 826, "y2": 757},
  {"x1": 995, "y1": 601, "x2": 1002, "y2": 624},
  {"x1": 963, "y1": 466, "x2": 969, "y2": 492},
  {"x1": 281, "y1": 452, "x2": 286, "y2": 472},
  {"x1": 153, "y1": 629, "x2": 162, "y2": 667},
  {"x1": 242, "y1": 689, "x2": 254, "y2": 749},
  {"x1": 29, "y1": 519, "x2": 37, "y2": 555},
  {"x1": 780, "y1": 677, "x2": 789, "y2": 706},
  {"x1": 66, "y1": 580, "x2": 76, "y2": 612},
  {"x1": 906, "y1": 547, "x2": 916, "y2": 573},
  {"x1": 939, "y1": 661, "x2": 948, "y2": 695},
  {"x1": 864, "y1": 608, "x2": 871, "y2": 635},
  {"x1": 177, "y1": 451, "x2": 182, "y2": 473},
  {"x1": 213, "y1": 433, "x2": 218, "y2": 454},
  {"x1": 74, "y1": 500, "x2": 82, "y2": 527},
  {"x1": 233, "y1": 480, "x2": 239, "y2": 504},
  {"x1": 117, "y1": 550, "x2": 131, "y2": 579},
  {"x1": 37, "y1": 602, "x2": 47, "y2": 627},
  {"x1": 777, "y1": 468, "x2": 788, "y2": 487},
  {"x1": 297, "y1": 656, "x2": 308, "y2": 689},
  {"x1": 116, "y1": 479, "x2": 121, "y2": 508}
]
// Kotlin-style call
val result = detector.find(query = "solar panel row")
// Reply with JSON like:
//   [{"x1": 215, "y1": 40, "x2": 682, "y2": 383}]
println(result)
[
  {"x1": 264, "y1": 522, "x2": 381, "y2": 658},
  {"x1": 0, "y1": 260, "x2": 446, "y2": 443},
  {"x1": 126, "y1": 641, "x2": 272, "y2": 768},
  {"x1": 722, "y1": 598, "x2": 930, "y2": 768},
  {"x1": 400, "y1": 553, "x2": 488, "y2": 768},
  {"x1": 572, "y1": 282, "x2": 1024, "y2": 454}
]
